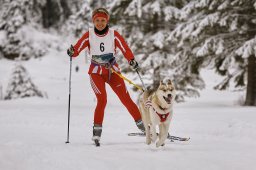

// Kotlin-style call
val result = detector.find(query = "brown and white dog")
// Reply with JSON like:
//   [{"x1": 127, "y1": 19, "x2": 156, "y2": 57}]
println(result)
[{"x1": 139, "y1": 79, "x2": 176, "y2": 147}]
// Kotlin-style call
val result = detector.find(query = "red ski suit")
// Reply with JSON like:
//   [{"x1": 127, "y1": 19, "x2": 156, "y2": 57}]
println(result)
[{"x1": 72, "y1": 29, "x2": 142, "y2": 125}]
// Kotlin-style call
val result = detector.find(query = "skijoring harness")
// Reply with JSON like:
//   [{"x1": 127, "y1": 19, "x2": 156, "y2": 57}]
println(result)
[
  {"x1": 91, "y1": 53, "x2": 116, "y2": 81},
  {"x1": 91, "y1": 53, "x2": 145, "y2": 91}
]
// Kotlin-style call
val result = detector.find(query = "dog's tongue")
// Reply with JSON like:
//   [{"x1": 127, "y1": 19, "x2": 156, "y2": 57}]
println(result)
[
  {"x1": 164, "y1": 96, "x2": 172, "y2": 104},
  {"x1": 168, "y1": 96, "x2": 172, "y2": 102},
  {"x1": 168, "y1": 96, "x2": 172, "y2": 101}
]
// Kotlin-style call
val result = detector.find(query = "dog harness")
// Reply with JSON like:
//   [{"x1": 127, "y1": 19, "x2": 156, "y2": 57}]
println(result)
[
  {"x1": 91, "y1": 53, "x2": 117, "y2": 81},
  {"x1": 145, "y1": 99, "x2": 170, "y2": 122}
]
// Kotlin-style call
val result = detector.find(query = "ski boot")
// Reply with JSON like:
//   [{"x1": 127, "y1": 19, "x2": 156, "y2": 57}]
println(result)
[
  {"x1": 135, "y1": 119, "x2": 145, "y2": 133},
  {"x1": 92, "y1": 124, "x2": 102, "y2": 147}
]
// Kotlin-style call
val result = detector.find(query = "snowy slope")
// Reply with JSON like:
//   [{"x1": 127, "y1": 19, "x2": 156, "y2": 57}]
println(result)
[{"x1": 0, "y1": 49, "x2": 256, "y2": 170}]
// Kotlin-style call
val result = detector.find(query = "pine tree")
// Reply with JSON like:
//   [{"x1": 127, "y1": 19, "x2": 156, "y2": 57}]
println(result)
[
  {"x1": 0, "y1": 0, "x2": 45, "y2": 60},
  {"x1": 0, "y1": 0, "x2": 73, "y2": 60},
  {"x1": 109, "y1": 0, "x2": 191, "y2": 101},
  {"x1": 169, "y1": 0, "x2": 256, "y2": 105},
  {"x1": 61, "y1": 0, "x2": 91, "y2": 37},
  {"x1": 4, "y1": 64, "x2": 44, "y2": 100},
  {"x1": 42, "y1": 0, "x2": 71, "y2": 28}
]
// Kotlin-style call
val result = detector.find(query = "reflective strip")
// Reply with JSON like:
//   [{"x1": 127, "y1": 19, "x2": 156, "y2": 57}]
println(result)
[
  {"x1": 78, "y1": 38, "x2": 89, "y2": 52},
  {"x1": 115, "y1": 37, "x2": 126, "y2": 52},
  {"x1": 90, "y1": 76, "x2": 101, "y2": 94},
  {"x1": 92, "y1": 66, "x2": 98, "y2": 74}
]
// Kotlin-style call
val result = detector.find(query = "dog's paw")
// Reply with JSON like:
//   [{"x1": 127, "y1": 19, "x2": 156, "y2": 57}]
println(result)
[
  {"x1": 146, "y1": 135, "x2": 151, "y2": 145},
  {"x1": 156, "y1": 141, "x2": 165, "y2": 147},
  {"x1": 146, "y1": 140, "x2": 151, "y2": 145}
]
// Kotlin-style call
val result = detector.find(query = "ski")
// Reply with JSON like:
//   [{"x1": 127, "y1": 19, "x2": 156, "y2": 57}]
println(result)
[
  {"x1": 94, "y1": 139, "x2": 100, "y2": 147},
  {"x1": 128, "y1": 132, "x2": 145, "y2": 137},
  {"x1": 167, "y1": 134, "x2": 190, "y2": 142},
  {"x1": 128, "y1": 132, "x2": 190, "y2": 142}
]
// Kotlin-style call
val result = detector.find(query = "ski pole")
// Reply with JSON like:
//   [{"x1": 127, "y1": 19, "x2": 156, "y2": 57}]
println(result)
[
  {"x1": 66, "y1": 56, "x2": 72, "y2": 144},
  {"x1": 136, "y1": 70, "x2": 146, "y2": 91}
]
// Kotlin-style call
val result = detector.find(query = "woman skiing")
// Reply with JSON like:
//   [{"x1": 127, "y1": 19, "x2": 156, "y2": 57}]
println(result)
[{"x1": 67, "y1": 7, "x2": 145, "y2": 145}]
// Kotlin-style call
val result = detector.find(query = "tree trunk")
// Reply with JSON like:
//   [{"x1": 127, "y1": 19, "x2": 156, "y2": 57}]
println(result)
[
  {"x1": 42, "y1": 0, "x2": 71, "y2": 28},
  {"x1": 245, "y1": 55, "x2": 256, "y2": 106}
]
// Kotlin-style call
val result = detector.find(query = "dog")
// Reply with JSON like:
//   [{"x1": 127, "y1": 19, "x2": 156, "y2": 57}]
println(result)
[{"x1": 139, "y1": 79, "x2": 176, "y2": 147}]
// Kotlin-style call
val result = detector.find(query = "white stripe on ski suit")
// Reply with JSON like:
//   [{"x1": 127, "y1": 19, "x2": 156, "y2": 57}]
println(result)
[
  {"x1": 92, "y1": 66, "x2": 98, "y2": 74},
  {"x1": 90, "y1": 79, "x2": 99, "y2": 94},
  {"x1": 90, "y1": 76, "x2": 101, "y2": 94},
  {"x1": 78, "y1": 38, "x2": 89, "y2": 52},
  {"x1": 90, "y1": 78, "x2": 101, "y2": 94},
  {"x1": 113, "y1": 65, "x2": 119, "y2": 72},
  {"x1": 115, "y1": 37, "x2": 126, "y2": 53}
]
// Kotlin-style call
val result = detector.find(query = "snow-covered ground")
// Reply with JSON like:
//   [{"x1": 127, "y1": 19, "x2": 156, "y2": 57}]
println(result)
[{"x1": 0, "y1": 50, "x2": 256, "y2": 170}]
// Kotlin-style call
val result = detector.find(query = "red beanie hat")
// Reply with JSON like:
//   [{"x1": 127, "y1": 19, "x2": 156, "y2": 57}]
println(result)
[{"x1": 92, "y1": 8, "x2": 110, "y2": 22}]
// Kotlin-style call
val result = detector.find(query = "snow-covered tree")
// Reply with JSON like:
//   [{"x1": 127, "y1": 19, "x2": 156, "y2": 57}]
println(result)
[
  {"x1": 169, "y1": 0, "x2": 256, "y2": 105},
  {"x1": 61, "y1": 1, "x2": 91, "y2": 37},
  {"x1": 42, "y1": 0, "x2": 71, "y2": 28},
  {"x1": 4, "y1": 64, "x2": 44, "y2": 100},
  {"x1": 0, "y1": 0, "x2": 45, "y2": 60},
  {"x1": 235, "y1": 38, "x2": 256, "y2": 105},
  {"x1": 109, "y1": 0, "x2": 192, "y2": 101},
  {"x1": 0, "y1": 0, "x2": 72, "y2": 60}
]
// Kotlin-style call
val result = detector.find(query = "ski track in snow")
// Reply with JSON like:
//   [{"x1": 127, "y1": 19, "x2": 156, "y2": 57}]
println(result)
[{"x1": 0, "y1": 52, "x2": 256, "y2": 170}]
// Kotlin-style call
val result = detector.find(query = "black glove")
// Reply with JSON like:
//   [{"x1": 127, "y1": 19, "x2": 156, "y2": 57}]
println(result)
[
  {"x1": 129, "y1": 59, "x2": 139, "y2": 71},
  {"x1": 67, "y1": 45, "x2": 75, "y2": 57}
]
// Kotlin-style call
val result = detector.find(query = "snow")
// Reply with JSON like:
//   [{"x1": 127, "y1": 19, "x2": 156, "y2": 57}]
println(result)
[
  {"x1": 196, "y1": 0, "x2": 210, "y2": 8},
  {"x1": 151, "y1": 32, "x2": 164, "y2": 49},
  {"x1": 0, "y1": 49, "x2": 256, "y2": 170},
  {"x1": 164, "y1": 6, "x2": 187, "y2": 21},
  {"x1": 0, "y1": 31, "x2": 7, "y2": 45},
  {"x1": 124, "y1": 0, "x2": 139, "y2": 17},
  {"x1": 137, "y1": 0, "x2": 142, "y2": 18},
  {"x1": 235, "y1": 36, "x2": 256, "y2": 58},
  {"x1": 196, "y1": 38, "x2": 211, "y2": 56},
  {"x1": 150, "y1": 1, "x2": 161, "y2": 15},
  {"x1": 217, "y1": 1, "x2": 229, "y2": 10}
]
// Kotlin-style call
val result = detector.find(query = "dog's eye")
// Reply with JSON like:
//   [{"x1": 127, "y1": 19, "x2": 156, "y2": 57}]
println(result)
[
  {"x1": 167, "y1": 88, "x2": 173, "y2": 91},
  {"x1": 162, "y1": 89, "x2": 167, "y2": 92}
]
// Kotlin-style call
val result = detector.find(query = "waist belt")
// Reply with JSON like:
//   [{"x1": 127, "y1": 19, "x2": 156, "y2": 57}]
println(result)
[
  {"x1": 91, "y1": 56, "x2": 116, "y2": 81},
  {"x1": 91, "y1": 58, "x2": 116, "y2": 69}
]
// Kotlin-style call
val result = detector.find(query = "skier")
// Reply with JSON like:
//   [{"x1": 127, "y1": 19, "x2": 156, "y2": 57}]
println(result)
[{"x1": 67, "y1": 7, "x2": 145, "y2": 146}]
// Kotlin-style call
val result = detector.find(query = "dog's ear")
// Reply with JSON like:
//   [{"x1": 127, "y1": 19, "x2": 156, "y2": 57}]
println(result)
[
  {"x1": 167, "y1": 79, "x2": 172, "y2": 85},
  {"x1": 159, "y1": 80, "x2": 164, "y2": 86}
]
